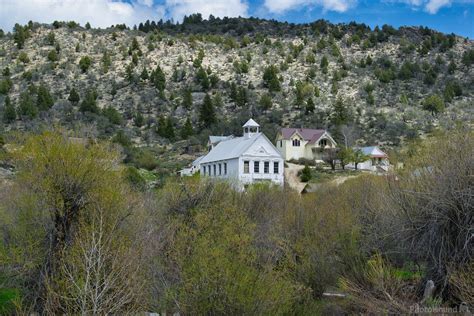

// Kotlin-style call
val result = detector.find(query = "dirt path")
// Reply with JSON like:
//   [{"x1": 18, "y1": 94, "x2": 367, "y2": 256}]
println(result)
[{"x1": 284, "y1": 163, "x2": 306, "y2": 193}]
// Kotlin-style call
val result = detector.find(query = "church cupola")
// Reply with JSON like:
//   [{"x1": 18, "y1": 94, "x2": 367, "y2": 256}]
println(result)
[{"x1": 243, "y1": 118, "x2": 260, "y2": 138}]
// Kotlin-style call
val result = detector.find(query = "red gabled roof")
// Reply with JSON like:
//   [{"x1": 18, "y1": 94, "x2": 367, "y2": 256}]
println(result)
[{"x1": 280, "y1": 128, "x2": 326, "y2": 143}]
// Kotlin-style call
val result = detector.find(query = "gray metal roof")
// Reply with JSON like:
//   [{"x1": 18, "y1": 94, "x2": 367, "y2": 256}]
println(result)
[
  {"x1": 200, "y1": 133, "x2": 263, "y2": 164},
  {"x1": 242, "y1": 118, "x2": 260, "y2": 127}
]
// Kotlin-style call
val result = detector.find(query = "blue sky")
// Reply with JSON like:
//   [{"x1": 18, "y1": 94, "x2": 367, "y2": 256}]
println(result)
[{"x1": 1, "y1": 0, "x2": 473, "y2": 38}]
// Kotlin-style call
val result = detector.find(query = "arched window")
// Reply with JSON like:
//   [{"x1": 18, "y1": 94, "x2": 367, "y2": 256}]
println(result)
[
  {"x1": 319, "y1": 139, "x2": 328, "y2": 147},
  {"x1": 292, "y1": 139, "x2": 300, "y2": 147}
]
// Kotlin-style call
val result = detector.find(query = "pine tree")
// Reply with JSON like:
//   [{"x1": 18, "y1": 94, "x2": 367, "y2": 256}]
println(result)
[
  {"x1": 199, "y1": 94, "x2": 216, "y2": 128},
  {"x1": 133, "y1": 112, "x2": 144, "y2": 127},
  {"x1": 151, "y1": 66, "x2": 166, "y2": 91},
  {"x1": 3, "y1": 96, "x2": 16, "y2": 123},
  {"x1": 18, "y1": 91, "x2": 38, "y2": 119},
  {"x1": 180, "y1": 117, "x2": 194, "y2": 139},
  {"x1": 36, "y1": 84, "x2": 54, "y2": 111},
  {"x1": 79, "y1": 90, "x2": 99, "y2": 113},
  {"x1": 140, "y1": 67, "x2": 149, "y2": 81},
  {"x1": 320, "y1": 55, "x2": 329, "y2": 74},
  {"x1": 332, "y1": 96, "x2": 349, "y2": 126},
  {"x1": 182, "y1": 88, "x2": 192, "y2": 109},
  {"x1": 263, "y1": 65, "x2": 280, "y2": 92},
  {"x1": 305, "y1": 98, "x2": 315, "y2": 114},
  {"x1": 102, "y1": 50, "x2": 112, "y2": 73},
  {"x1": 156, "y1": 115, "x2": 166, "y2": 137},
  {"x1": 259, "y1": 93, "x2": 272, "y2": 111},
  {"x1": 196, "y1": 67, "x2": 209, "y2": 90},
  {"x1": 68, "y1": 88, "x2": 80, "y2": 104},
  {"x1": 164, "y1": 117, "x2": 175, "y2": 139}
]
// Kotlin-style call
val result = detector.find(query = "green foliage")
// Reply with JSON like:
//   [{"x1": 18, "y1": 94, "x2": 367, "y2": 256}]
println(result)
[
  {"x1": 300, "y1": 165, "x2": 312, "y2": 182},
  {"x1": 199, "y1": 93, "x2": 216, "y2": 128},
  {"x1": 46, "y1": 31, "x2": 55, "y2": 45},
  {"x1": 320, "y1": 55, "x2": 329, "y2": 73},
  {"x1": 133, "y1": 111, "x2": 145, "y2": 127},
  {"x1": 305, "y1": 98, "x2": 315, "y2": 114},
  {"x1": 443, "y1": 81, "x2": 462, "y2": 102},
  {"x1": 67, "y1": 87, "x2": 80, "y2": 104},
  {"x1": 79, "y1": 89, "x2": 99, "y2": 113},
  {"x1": 18, "y1": 52, "x2": 30, "y2": 64},
  {"x1": 180, "y1": 117, "x2": 194, "y2": 139},
  {"x1": 79, "y1": 56, "x2": 92, "y2": 73},
  {"x1": 102, "y1": 106, "x2": 122, "y2": 125},
  {"x1": 151, "y1": 65, "x2": 166, "y2": 91},
  {"x1": 181, "y1": 88, "x2": 193, "y2": 109},
  {"x1": 13, "y1": 23, "x2": 29, "y2": 49},
  {"x1": 0, "y1": 79, "x2": 12, "y2": 95},
  {"x1": 47, "y1": 49, "x2": 59, "y2": 62},
  {"x1": 461, "y1": 49, "x2": 474, "y2": 67},
  {"x1": 102, "y1": 50, "x2": 112, "y2": 73},
  {"x1": 423, "y1": 94, "x2": 445, "y2": 115},
  {"x1": 124, "y1": 166, "x2": 147, "y2": 190},
  {"x1": 18, "y1": 91, "x2": 37, "y2": 119},
  {"x1": 332, "y1": 97, "x2": 350, "y2": 126},
  {"x1": 259, "y1": 93, "x2": 272, "y2": 111},
  {"x1": 3, "y1": 96, "x2": 16, "y2": 123},
  {"x1": 263, "y1": 65, "x2": 280, "y2": 92},
  {"x1": 196, "y1": 67, "x2": 209, "y2": 90},
  {"x1": 36, "y1": 84, "x2": 54, "y2": 111}
]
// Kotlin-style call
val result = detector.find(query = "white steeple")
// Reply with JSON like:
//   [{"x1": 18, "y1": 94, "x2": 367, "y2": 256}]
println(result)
[{"x1": 243, "y1": 119, "x2": 260, "y2": 138}]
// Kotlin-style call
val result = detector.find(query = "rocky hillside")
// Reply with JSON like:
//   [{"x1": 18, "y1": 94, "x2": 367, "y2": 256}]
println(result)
[{"x1": 0, "y1": 17, "x2": 473, "y2": 164}]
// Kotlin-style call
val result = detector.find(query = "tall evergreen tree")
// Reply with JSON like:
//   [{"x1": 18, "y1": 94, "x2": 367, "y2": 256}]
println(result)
[
  {"x1": 36, "y1": 84, "x2": 54, "y2": 111},
  {"x1": 182, "y1": 88, "x2": 193, "y2": 109},
  {"x1": 199, "y1": 94, "x2": 216, "y2": 128},
  {"x1": 3, "y1": 96, "x2": 16, "y2": 123},
  {"x1": 79, "y1": 90, "x2": 99, "y2": 113},
  {"x1": 332, "y1": 97, "x2": 349, "y2": 126},
  {"x1": 164, "y1": 117, "x2": 175, "y2": 139},
  {"x1": 18, "y1": 91, "x2": 38, "y2": 119},
  {"x1": 305, "y1": 98, "x2": 315, "y2": 114},
  {"x1": 68, "y1": 88, "x2": 80, "y2": 104},
  {"x1": 151, "y1": 66, "x2": 166, "y2": 91},
  {"x1": 180, "y1": 117, "x2": 194, "y2": 139}
]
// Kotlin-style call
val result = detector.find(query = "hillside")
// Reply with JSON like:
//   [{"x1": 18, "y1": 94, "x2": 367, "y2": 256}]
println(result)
[{"x1": 0, "y1": 17, "x2": 473, "y2": 171}]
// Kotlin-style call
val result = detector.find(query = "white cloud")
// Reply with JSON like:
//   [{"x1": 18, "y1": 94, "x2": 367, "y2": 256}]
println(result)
[
  {"x1": 0, "y1": 0, "x2": 163, "y2": 31},
  {"x1": 0, "y1": 0, "x2": 251, "y2": 31},
  {"x1": 263, "y1": 0, "x2": 356, "y2": 13},
  {"x1": 425, "y1": 0, "x2": 451, "y2": 13},
  {"x1": 164, "y1": 0, "x2": 249, "y2": 21},
  {"x1": 391, "y1": 0, "x2": 474, "y2": 14}
]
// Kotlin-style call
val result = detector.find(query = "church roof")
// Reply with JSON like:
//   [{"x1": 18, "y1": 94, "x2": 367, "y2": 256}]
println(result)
[
  {"x1": 209, "y1": 135, "x2": 234, "y2": 145},
  {"x1": 200, "y1": 133, "x2": 263, "y2": 164},
  {"x1": 242, "y1": 118, "x2": 260, "y2": 127}
]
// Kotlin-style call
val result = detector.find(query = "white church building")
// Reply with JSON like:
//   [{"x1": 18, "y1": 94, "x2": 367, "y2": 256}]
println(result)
[{"x1": 199, "y1": 119, "x2": 284, "y2": 187}]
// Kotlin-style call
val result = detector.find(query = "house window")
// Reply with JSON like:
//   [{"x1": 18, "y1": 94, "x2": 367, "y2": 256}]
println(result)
[
  {"x1": 319, "y1": 139, "x2": 328, "y2": 147},
  {"x1": 224, "y1": 163, "x2": 227, "y2": 175},
  {"x1": 213, "y1": 164, "x2": 216, "y2": 175},
  {"x1": 292, "y1": 139, "x2": 300, "y2": 147},
  {"x1": 208, "y1": 165, "x2": 211, "y2": 175},
  {"x1": 264, "y1": 161, "x2": 269, "y2": 173},
  {"x1": 219, "y1": 163, "x2": 222, "y2": 175},
  {"x1": 244, "y1": 161, "x2": 249, "y2": 173},
  {"x1": 273, "y1": 161, "x2": 279, "y2": 174},
  {"x1": 254, "y1": 161, "x2": 260, "y2": 173},
  {"x1": 278, "y1": 140, "x2": 282, "y2": 147}
]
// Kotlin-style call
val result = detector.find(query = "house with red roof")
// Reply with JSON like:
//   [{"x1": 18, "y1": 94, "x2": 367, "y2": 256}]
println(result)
[
  {"x1": 275, "y1": 128, "x2": 337, "y2": 161},
  {"x1": 345, "y1": 146, "x2": 390, "y2": 172}
]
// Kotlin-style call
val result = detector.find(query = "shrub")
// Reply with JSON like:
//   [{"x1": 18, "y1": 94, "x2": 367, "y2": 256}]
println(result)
[
  {"x1": 299, "y1": 165, "x2": 312, "y2": 182},
  {"x1": 79, "y1": 56, "x2": 92, "y2": 73}
]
